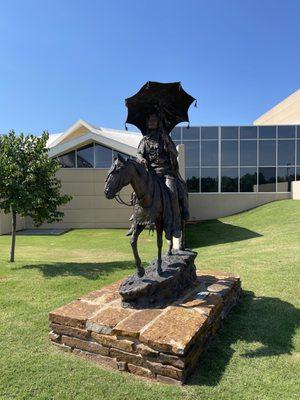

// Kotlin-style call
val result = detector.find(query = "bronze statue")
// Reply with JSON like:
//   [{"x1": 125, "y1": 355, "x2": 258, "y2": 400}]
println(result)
[{"x1": 104, "y1": 82, "x2": 195, "y2": 278}]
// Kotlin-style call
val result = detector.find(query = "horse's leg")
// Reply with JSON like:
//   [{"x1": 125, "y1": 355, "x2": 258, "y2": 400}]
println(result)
[
  {"x1": 156, "y1": 223, "x2": 163, "y2": 275},
  {"x1": 180, "y1": 219, "x2": 186, "y2": 250},
  {"x1": 166, "y1": 238, "x2": 173, "y2": 256},
  {"x1": 130, "y1": 224, "x2": 145, "y2": 277}
]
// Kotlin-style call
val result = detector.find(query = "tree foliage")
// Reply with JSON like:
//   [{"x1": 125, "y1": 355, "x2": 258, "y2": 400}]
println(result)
[{"x1": 0, "y1": 130, "x2": 72, "y2": 260}]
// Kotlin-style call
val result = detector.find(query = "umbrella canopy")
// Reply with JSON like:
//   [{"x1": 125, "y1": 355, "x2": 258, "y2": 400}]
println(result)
[{"x1": 125, "y1": 81, "x2": 196, "y2": 135}]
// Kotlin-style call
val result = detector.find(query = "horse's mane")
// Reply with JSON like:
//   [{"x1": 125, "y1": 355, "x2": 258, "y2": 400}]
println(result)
[{"x1": 127, "y1": 158, "x2": 148, "y2": 176}]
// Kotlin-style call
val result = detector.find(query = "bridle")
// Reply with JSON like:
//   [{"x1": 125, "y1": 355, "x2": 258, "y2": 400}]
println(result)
[
  {"x1": 105, "y1": 163, "x2": 133, "y2": 207},
  {"x1": 105, "y1": 159, "x2": 152, "y2": 208},
  {"x1": 114, "y1": 192, "x2": 133, "y2": 207}
]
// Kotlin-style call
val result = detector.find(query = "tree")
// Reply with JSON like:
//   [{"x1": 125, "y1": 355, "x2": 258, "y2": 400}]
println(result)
[{"x1": 0, "y1": 130, "x2": 72, "y2": 262}]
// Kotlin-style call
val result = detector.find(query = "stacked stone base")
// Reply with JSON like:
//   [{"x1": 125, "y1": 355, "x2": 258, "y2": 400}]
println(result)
[{"x1": 49, "y1": 271, "x2": 241, "y2": 385}]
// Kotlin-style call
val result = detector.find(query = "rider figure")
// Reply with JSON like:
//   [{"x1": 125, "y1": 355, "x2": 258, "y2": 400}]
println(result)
[{"x1": 136, "y1": 113, "x2": 189, "y2": 238}]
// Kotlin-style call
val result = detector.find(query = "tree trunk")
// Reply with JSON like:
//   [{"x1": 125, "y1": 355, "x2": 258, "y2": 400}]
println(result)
[{"x1": 10, "y1": 210, "x2": 17, "y2": 262}]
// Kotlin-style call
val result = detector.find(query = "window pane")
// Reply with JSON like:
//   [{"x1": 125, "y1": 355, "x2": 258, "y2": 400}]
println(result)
[
  {"x1": 297, "y1": 140, "x2": 300, "y2": 165},
  {"x1": 259, "y1": 140, "x2": 276, "y2": 166},
  {"x1": 201, "y1": 141, "x2": 218, "y2": 166},
  {"x1": 240, "y1": 126, "x2": 257, "y2": 139},
  {"x1": 278, "y1": 140, "x2": 295, "y2": 165},
  {"x1": 297, "y1": 167, "x2": 300, "y2": 180},
  {"x1": 171, "y1": 127, "x2": 181, "y2": 141},
  {"x1": 221, "y1": 168, "x2": 238, "y2": 192},
  {"x1": 201, "y1": 127, "x2": 218, "y2": 139},
  {"x1": 278, "y1": 126, "x2": 296, "y2": 138},
  {"x1": 221, "y1": 126, "x2": 238, "y2": 139},
  {"x1": 113, "y1": 150, "x2": 131, "y2": 159},
  {"x1": 186, "y1": 168, "x2": 199, "y2": 192},
  {"x1": 240, "y1": 167, "x2": 257, "y2": 192},
  {"x1": 259, "y1": 126, "x2": 276, "y2": 139},
  {"x1": 58, "y1": 151, "x2": 75, "y2": 168},
  {"x1": 182, "y1": 126, "x2": 199, "y2": 140},
  {"x1": 297, "y1": 126, "x2": 300, "y2": 138},
  {"x1": 240, "y1": 140, "x2": 257, "y2": 166},
  {"x1": 77, "y1": 144, "x2": 94, "y2": 168},
  {"x1": 221, "y1": 141, "x2": 238, "y2": 166},
  {"x1": 183, "y1": 141, "x2": 199, "y2": 167},
  {"x1": 201, "y1": 168, "x2": 218, "y2": 192},
  {"x1": 258, "y1": 167, "x2": 276, "y2": 192},
  {"x1": 95, "y1": 144, "x2": 112, "y2": 168},
  {"x1": 277, "y1": 167, "x2": 295, "y2": 192}
]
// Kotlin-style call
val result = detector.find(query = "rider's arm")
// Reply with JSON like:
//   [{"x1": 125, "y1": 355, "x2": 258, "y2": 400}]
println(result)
[{"x1": 137, "y1": 138, "x2": 147, "y2": 164}]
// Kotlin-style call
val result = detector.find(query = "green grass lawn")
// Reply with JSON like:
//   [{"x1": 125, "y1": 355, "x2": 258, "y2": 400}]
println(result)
[{"x1": 0, "y1": 199, "x2": 299, "y2": 400}]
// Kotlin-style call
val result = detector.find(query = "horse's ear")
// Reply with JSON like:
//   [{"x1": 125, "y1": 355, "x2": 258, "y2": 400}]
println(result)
[{"x1": 117, "y1": 153, "x2": 126, "y2": 164}]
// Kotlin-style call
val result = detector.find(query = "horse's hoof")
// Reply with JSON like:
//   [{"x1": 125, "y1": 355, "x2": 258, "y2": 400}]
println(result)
[
  {"x1": 137, "y1": 267, "x2": 145, "y2": 278},
  {"x1": 166, "y1": 250, "x2": 172, "y2": 256},
  {"x1": 157, "y1": 266, "x2": 163, "y2": 276}
]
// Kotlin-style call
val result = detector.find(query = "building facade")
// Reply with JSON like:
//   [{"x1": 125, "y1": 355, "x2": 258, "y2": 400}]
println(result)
[{"x1": 0, "y1": 91, "x2": 299, "y2": 234}]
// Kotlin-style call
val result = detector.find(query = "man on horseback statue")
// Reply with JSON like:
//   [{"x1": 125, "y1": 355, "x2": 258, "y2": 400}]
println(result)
[{"x1": 104, "y1": 82, "x2": 195, "y2": 278}]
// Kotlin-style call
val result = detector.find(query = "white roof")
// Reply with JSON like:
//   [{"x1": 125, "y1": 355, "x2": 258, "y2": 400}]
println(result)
[
  {"x1": 254, "y1": 89, "x2": 300, "y2": 125},
  {"x1": 47, "y1": 119, "x2": 142, "y2": 158}
]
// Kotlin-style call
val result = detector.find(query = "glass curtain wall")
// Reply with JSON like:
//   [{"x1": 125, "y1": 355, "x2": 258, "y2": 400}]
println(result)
[
  {"x1": 58, "y1": 142, "x2": 132, "y2": 169},
  {"x1": 172, "y1": 125, "x2": 299, "y2": 193}
]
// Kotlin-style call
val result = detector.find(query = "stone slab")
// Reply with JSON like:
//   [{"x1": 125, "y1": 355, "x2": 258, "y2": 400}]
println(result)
[
  {"x1": 86, "y1": 307, "x2": 133, "y2": 334},
  {"x1": 139, "y1": 306, "x2": 208, "y2": 355},
  {"x1": 49, "y1": 270, "x2": 241, "y2": 384},
  {"x1": 49, "y1": 300, "x2": 100, "y2": 328},
  {"x1": 113, "y1": 309, "x2": 162, "y2": 338}
]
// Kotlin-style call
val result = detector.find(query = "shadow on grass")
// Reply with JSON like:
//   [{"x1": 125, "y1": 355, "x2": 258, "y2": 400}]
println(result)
[
  {"x1": 21, "y1": 261, "x2": 133, "y2": 280},
  {"x1": 189, "y1": 290, "x2": 300, "y2": 386},
  {"x1": 186, "y1": 220, "x2": 262, "y2": 248}
]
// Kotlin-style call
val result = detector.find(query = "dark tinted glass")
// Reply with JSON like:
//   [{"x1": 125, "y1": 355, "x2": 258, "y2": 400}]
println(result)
[
  {"x1": 259, "y1": 140, "x2": 276, "y2": 166},
  {"x1": 258, "y1": 167, "x2": 276, "y2": 192},
  {"x1": 297, "y1": 140, "x2": 300, "y2": 165},
  {"x1": 278, "y1": 140, "x2": 295, "y2": 165},
  {"x1": 297, "y1": 167, "x2": 300, "y2": 180},
  {"x1": 277, "y1": 167, "x2": 295, "y2": 192},
  {"x1": 221, "y1": 141, "x2": 238, "y2": 166},
  {"x1": 186, "y1": 168, "x2": 199, "y2": 192},
  {"x1": 171, "y1": 127, "x2": 181, "y2": 141},
  {"x1": 77, "y1": 144, "x2": 94, "y2": 168},
  {"x1": 58, "y1": 151, "x2": 76, "y2": 168},
  {"x1": 113, "y1": 150, "x2": 131, "y2": 159},
  {"x1": 259, "y1": 126, "x2": 276, "y2": 139},
  {"x1": 221, "y1": 126, "x2": 238, "y2": 139},
  {"x1": 240, "y1": 126, "x2": 257, "y2": 139},
  {"x1": 201, "y1": 168, "x2": 218, "y2": 192},
  {"x1": 182, "y1": 127, "x2": 199, "y2": 140},
  {"x1": 95, "y1": 144, "x2": 112, "y2": 168},
  {"x1": 240, "y1": 167, "x2": 257, "y2": 192},
  {"x1": 183, "y1": 141, "x2": 199, "y2": 167},
  {"x1": 297, "y1": 126, "x2": 300, "y2": 138},
  {"x1": 221, "y1": 168, "x2": 238, "y2": 192},
  {"x1": 240, "y1": 140, "x2": 257, "y2": 166},
  {"x1": 278, "y1": 126, "x2": 296, "y2": 138},
  {"x1": 201, "y1": 127, "x2": 218, "y2": 139},
  {"x1": 201, "y1": 141, "x2": 218, "y2": 166}
]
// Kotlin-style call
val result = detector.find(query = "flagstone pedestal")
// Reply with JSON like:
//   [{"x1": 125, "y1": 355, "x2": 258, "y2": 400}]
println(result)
[{"x1": 49, "y1": 270, "x2": 241, "y2": 385}]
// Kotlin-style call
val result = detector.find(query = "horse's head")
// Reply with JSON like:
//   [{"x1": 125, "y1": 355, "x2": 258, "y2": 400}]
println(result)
[{"x1": 104, "y1": 154, "x2": 132, "y2": 199}]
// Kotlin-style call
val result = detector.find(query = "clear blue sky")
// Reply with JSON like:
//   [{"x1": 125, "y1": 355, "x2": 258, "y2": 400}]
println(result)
[{"x1": 0, "y1": 0, "x2": 299, "y2": 134}]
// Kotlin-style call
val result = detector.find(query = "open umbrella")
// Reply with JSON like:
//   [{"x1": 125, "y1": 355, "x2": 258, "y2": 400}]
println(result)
[{"x1": 125, "y1": 81, "x2": 196, "y2": 135}]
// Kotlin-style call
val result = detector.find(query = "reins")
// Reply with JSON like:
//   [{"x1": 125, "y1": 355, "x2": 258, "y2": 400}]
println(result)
[{"x1": 114, "y1": 193, "x2": 133, "y2": 207}]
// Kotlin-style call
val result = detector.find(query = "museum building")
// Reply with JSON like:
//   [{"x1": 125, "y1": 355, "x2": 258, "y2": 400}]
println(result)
[{"x1": 0, "y1": 90, "x2": 300, "y2": 234}]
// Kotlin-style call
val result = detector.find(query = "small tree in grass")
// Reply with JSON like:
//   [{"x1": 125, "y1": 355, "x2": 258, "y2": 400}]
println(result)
[{"x1": 0, "y1": 130, "x2": 72, "y2": 262}]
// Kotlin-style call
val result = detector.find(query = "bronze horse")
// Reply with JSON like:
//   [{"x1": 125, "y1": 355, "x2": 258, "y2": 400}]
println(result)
[{"x1": 104, "y1": 154, "x2": 185, "y2": 277}]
